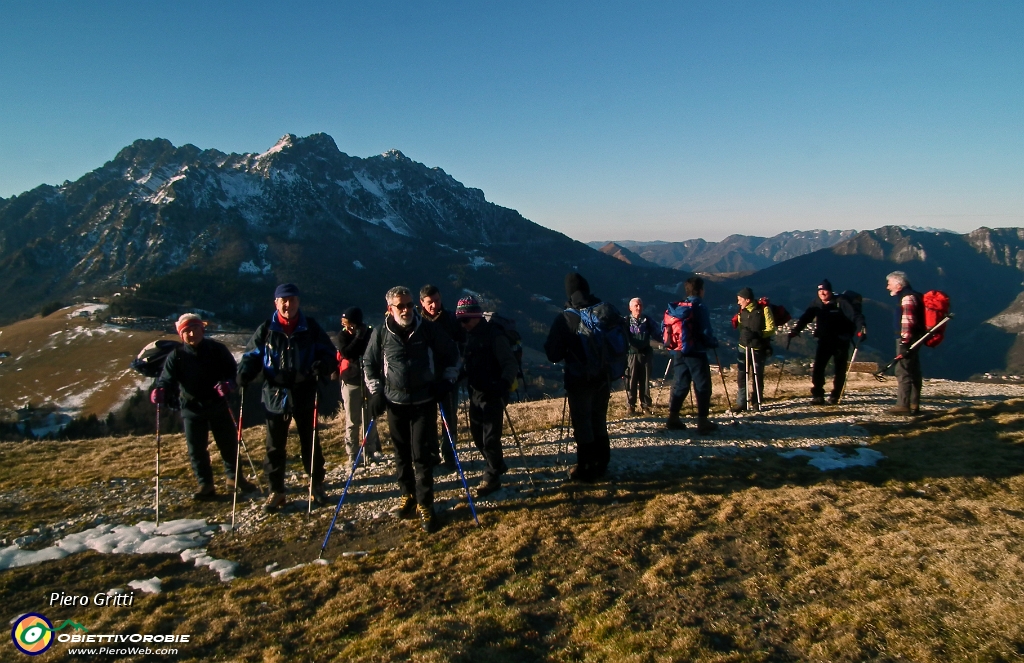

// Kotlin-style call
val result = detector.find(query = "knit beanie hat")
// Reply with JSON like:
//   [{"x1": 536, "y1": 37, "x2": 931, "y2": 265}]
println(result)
[
  {"x1": 175, "y1": 313, "x2": 205, "y2": 335},
  {"x1": 274, "y1": 283, "x2": 300, "y2": 299},
  {"x1": 455, "y1": 296, "x2": 484, "y2": 319},
  {"x1": 817, "y1": 279, "x2": 833, "y2": 292},
  {"x1": 564, "y1": 272, "x2": 591, "y2": 299},
  {"x1": 341, "y1": 306, "x2": 363, "y2": 325},
  {"x1": 737, "y1": 287, "x2": 754, "y2": 301}
]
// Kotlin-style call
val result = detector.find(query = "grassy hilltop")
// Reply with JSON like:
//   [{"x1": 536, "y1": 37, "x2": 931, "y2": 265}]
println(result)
[{"x1": 2, "y1": 380, "x2": 1024, "y2": 661}]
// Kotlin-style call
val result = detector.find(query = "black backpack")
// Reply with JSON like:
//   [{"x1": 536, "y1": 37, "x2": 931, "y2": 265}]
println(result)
[
  {"x1": 564, "y1": 302, "x2": 629, "y2": 381},
  {"x1": 131, "y1": 340, "x2": 182, "y2": 409}
]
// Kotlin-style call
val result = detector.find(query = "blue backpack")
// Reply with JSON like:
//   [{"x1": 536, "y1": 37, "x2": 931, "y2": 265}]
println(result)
[{"x1": 565, "y1": 302, "x2": 629, "y2": 381}]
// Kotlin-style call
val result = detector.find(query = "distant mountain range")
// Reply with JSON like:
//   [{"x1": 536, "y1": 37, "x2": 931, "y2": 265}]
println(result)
[{"x1": 590, "y1": 230, "x2": 858, "y2": 273}]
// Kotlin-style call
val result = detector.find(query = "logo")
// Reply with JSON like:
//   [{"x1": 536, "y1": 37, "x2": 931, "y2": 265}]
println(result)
[{"x1": 11, "y1": 614, "x2": 88, "y2": 656}]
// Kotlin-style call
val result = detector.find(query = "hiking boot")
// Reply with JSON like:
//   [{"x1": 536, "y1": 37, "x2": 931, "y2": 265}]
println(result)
[
  {"x1": 192, "y1": 484, "x2": 217, "y2": 502},
  {"x1": 262, "y1": 492, "x2": 287, "y2": 513},
  {"x1": 417, "y1": 504, "x2": 439, "y2": 533},
  {"x1": 627, "y1": 405, "x2": 638, "y2": 417},
  {"x1": 311, "y1": 482, "x2": 330, "y2": 507},
  {"x1": 226, "y1": 476, "x2": 258, "y2": 494},
  {"x1": 811, "y1": 396, "x2": 826, "y2": 406},
  {"x1": 828, "y1": 396, "x2": 840, "y2": 405},
  {"x1": 696, "y1": 418, "x2": 718, "y2": 434},
  {"x1": 887, "y1": 406, "x2": 913, "y2": 416},
  {"x1": 395, "y1": 495, "x2": 417, "y2": 519},
  {"x1": 665, "y1": 414, "x2": 686, "y2": 430},
  {"x1": 568, "y1": 464, "x2": 595, "y2": 482},
  {"x1": 476, "y1": 477, "x2": 501, "y2": 497}
]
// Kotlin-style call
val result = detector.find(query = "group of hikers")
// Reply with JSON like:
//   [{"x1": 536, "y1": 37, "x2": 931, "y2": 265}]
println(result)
[{"x1": 150, "y1": 269, "x2": 933, "y2": 533}]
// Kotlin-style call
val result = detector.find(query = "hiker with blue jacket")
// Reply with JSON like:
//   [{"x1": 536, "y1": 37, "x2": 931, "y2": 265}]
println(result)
[
  {"x1": 664, "y1": 277, "x2": 719, "y2": 433},
  {"x1": 238, "y1": 284, "x2": 338, "y2": 513},
  {"x1": 626, "y1": 297, "x2": 662, "y2": 416},
  {"x1": 544, "y1": 272, "x2": 622, "y2": 482}
]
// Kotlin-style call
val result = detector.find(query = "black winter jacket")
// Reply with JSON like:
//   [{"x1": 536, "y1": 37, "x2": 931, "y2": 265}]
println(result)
[
  {"x1": 737, "y1": 304, "x2": 769, "y2": 351},
  {"x1": 792, "y1": 294, "x2": 865, "y2": 342},
  {"x1": 544, "y1": 292, "x2": 603, "y2": 390},
  {"x1": 238, "y1": 312, "x2": 337, "y2": 414},
  {"x1": 336, "y1": 325, "x2": 372, "y2": 385},
  {"x1": 363, "y1": 312, "x2": 459, "y2": 405},
  {"x1": 157, "y1": 338, "x2": 237, "y2": 419},
  {"x1": 463, "y1": 319, "x2": 518, "y2": 395}
]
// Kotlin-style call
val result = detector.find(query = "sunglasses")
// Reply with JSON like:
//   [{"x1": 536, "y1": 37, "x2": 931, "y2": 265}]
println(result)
[{"x1": 391, "y1": 302, "x2": 415, "y2": 311}]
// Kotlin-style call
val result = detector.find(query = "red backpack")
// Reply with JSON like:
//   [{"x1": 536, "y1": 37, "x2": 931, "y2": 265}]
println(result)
[{"x1": 922, "y1": 291, "x2": 951, "y2": 348}]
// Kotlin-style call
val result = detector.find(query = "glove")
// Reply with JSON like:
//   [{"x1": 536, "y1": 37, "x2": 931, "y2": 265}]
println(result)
[
  {"x1": 788, "y1": 331, "x2": 797, "y2": 340},
  {"x1": 237, "y1": 376, "x2": 250, "y2": 389},
  {"x1": 214, "y1": 381, "x2": 235, "y2": 398},
  {"x1": 150, "y1": 388, "x2": 165, "y2": 405},
  {"x1": 855, "y1": 329, "x2": 867, "y2": 346},
  {"x1": 499, "y1": 378, "x2": 513, "y2": 393},
  {"x1": 730, "y1": 313, "x2": 739, "y2": 329},
  {"x1": 369, "y1": 391, "x2": 386, "y2": 418},
  {"x1": 898, "y1": 342, "x2": 911, "y2": 357},
  {"x1": 311, "y1": 359, "x2": 330, "y2": 377}
]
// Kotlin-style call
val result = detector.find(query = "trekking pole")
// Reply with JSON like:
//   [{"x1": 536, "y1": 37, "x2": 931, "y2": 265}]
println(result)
[
  {"x1": 750, "y1": 347, "x2": 764, "y2": 410},
  {"x1": 745, "y1": 346, "x2": 754, "y2": 411},
  {"x1": 773, "y1": 337, "x2": 790, "y2": 399},
  {"x1": 318, "y1": 419, "x2": 376, "y2": 560},
  {"x1": 154, "y1": 402, "x2": 161, "y2": 527},
  {"x1": 557, "y1": 394, "x2": 568, "y2": 466},
  {"x1": 439, "y1": 403, "x2": 480, "y2": 525},
  {"x1": 874, "y1": 314, "x2": 953, "y2": 381},
  {"x1": 653, "y1": 356, "x2": 673, "y2": 411},
  {"x1": 837, "y1": 346, "x2": 858, "y2": 405},
  {"x1": 230, "y1": 396, "x2": 244, "y2": 531},
  {"x1": 711, "y1": 349, "x2": 733, "y2": 412},
  {"x1": 227, "y1": 399, "x2": 264, "y2": 495},
  {"x1": 307, "y1": 390, "x2": 319, "y2": 515},
  {"x1": 503, "y1": 405, "x2": 537, "y2": 491}
]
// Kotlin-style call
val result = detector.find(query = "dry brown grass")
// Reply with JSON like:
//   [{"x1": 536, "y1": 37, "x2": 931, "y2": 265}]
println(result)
[{"x1": 2, "y1": 396, "x2": 1024, "y2": 661}]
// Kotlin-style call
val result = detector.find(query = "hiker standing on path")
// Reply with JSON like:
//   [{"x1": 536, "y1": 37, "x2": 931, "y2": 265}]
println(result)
[
  {"x1": 544, "y1": 272, "x2": 617, "y2": 482},
  {"x1": 237, "y1": 284, "x2": 338, "y2": 513},
  {"x1": 153, "y1": 314, "x2": 257, "y2": 501},
  {"x1": 419, "y1": 284, "x2": 465, "y2": 469},
  {"x1": 364, "y1": 286, "x2": 460, "y2": 533},
  {"x1": 456, "y1": 296, "x2": 518, "y2": 496},
  {"x1": 337, "y1": 307, "x2": 376, "y2": 470},
  {"x1": 625, "y1": 298, "x2": 662, "y2": 416},
  {"x1": 886, "y1": 271, "x2": 924, "y2": 415},
  {"x1": 735, "y1": 287, "x2": 770, "y2": 412},
  {"x1": 665, "y1": 277, "x2": 719, "y2": 433}
]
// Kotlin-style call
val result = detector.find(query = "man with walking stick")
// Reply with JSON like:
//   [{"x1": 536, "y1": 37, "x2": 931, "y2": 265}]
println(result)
[
  {"x1": 336, "y1": 307, "x2": 376, "y2": 471},
  {"x1": 788, "y1": 279, "x2": 866, "y2": 405},
  {"x1": 238, "y1": 284, "x2": 338, "y2": 513},
  {"x1": 364, "y1": 286, "x2": 460, "y2": 533},
  {"x1": 153, "y1": 313, "x2": 257, "y2": 501},
  {"x1": 735, "y1": 288, "x2": 769, "y2": 412},
  {"x1": 455, "y1": 296, "x2": 519, "y2": 496},
  {"x1": 663, "y1": 277, "x2": 719, "y2": 433},
  {"x1": 885, "y1": 271, "x2": 925, "y2": 415},
  {"x1": 625, "y1": 298, "x2": 661, "y2": 416}
]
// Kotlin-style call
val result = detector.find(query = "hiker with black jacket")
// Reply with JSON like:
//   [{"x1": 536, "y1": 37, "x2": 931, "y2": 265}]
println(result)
[
  {"x1": 626, "y1": 297, "x2": 662, "y2": 416},
  {"x1": 456, "y1": 296, "x2": 518, "y2": 496},
  {"x1": 789, "y1": 278, "x2": 867, "y2": 405},
  {"x1": 735, "y1": 287, "x2": 769, "y2": 412},
  {"x1": 364, "y1": 286, "x2": 460, "y2": 533},
  {"x1": 886, "y1": 270, "x2": 924, "y2": 415},
  {"x1": 666, "y1": 277, "x2": 719, "y2": 433},
  {"x1": 153, "y1": 313, "x2": 257, "y2": 501},
  {"x1": 237, "y1": 284, "x2": 338, "y2": 513},
  {"x1": 544, "y1": 272, "x2": 614, "y2": 482},
  {"x1": 419, "y1": 284, "x2": 465, "y2": 469},
  {"x1": 337, "y1": 307, "x2": 376, "y2": 470}
]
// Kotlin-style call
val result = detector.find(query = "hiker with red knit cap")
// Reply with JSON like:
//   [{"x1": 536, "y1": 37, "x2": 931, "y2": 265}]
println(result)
[
  {"x1": 456, "y1": 296, "x2": 518, "y2": 496},
  {"x1": 154, "y1": 313, "x2": 256, "y2": 501}
]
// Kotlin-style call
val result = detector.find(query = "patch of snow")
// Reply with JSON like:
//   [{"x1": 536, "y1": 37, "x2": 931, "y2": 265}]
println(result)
[
  {"x1": 181, "y1": 548, "x2": 238, "y2": 582},
  {"x1": 353, "y1": 260, "x2": 365, "y2": 270},
  {"x1": 128, "y1": 577, "x2": 162, "y2": 594},
  {"x1": 779, "y1": 447, "x2": 886, "y2": 471},
  {"x1": 269, "y1": 558, "x2": 329, "y2": 578},
  {"x1": 469, "y1": 256, "x2": 494, "y2": 269},
  {"x1": 258, "y1": 135, "x2": 294, "y2": 159},
  {"x1": 66, "y1": 303, "x2": 109, "y2": 318}
]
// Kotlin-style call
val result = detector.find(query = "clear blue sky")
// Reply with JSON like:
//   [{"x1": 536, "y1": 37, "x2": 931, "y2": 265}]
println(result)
[{"x1": 1, "y1": 1, "x2": 1021, "y2": 241}]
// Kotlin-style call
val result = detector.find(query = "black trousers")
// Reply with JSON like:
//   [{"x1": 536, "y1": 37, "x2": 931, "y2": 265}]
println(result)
[
  {"x1": 567, "y1": 380, "x2": 612, "y2": 473},
  {"x1": 626, "y1": 352, "x2": 653, "y2": 408},
  {"x1": 895, "y1": 345, "x2": 922, "y2": 409},
  {"x1": 736, "y1": 347, "x2": 766, "y2": 410},
  {"x1": 669, "y1": 353, "x2": 713, "y2": 418},
  {"x1": 388, "y1": 400, "x2": 438, "y2": 506},
  {"x1": 469, "y1": 388, "x2": 508, "y2": 482},
  {"x1": 182, "y1": 401, "x2": 239, "y2": 488},
  {"x1": 264, "y1": 401, "x2": 323, "y2": 493},
  {"x1": 811, "y1": 339, "x2": 851, "y2": 399}
]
